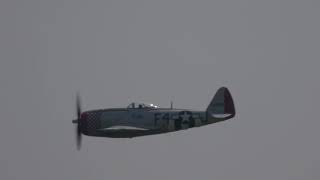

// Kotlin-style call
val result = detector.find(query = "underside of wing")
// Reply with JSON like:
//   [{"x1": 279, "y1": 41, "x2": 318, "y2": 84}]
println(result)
[
  {"x1": 98, "y1": 126, "x2": 149, "y2": 131},
  {"x1": 93, "y1": 126, "x2": 165, "y2": 138}
]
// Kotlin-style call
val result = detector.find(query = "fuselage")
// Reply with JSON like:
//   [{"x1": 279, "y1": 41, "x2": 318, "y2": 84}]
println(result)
[{"x1": 79, "y1": 107, "x2": 207, "y2": 138}]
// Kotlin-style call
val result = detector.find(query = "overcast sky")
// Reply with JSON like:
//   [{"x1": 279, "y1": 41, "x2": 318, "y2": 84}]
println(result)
[{"x1": 1, "y1": 0, "x2": 320, "y2": 180}]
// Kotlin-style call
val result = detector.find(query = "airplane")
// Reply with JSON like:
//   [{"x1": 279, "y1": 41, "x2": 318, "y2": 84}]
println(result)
[{"x1": 72, "y1": 87, "x2": 235, "y2": 149}]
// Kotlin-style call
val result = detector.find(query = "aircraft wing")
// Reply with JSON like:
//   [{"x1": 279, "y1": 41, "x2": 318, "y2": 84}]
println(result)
[
  {"x1": 95, "y1": 126, "x2": 161, "y2": 138},
  {"x1": 98, "y1": 126, "x2": 149, "y2": 131}
]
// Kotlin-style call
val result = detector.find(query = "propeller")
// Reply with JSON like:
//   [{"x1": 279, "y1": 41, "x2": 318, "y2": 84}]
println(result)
[{"x1": 73, "y1": 92, "x2": 82, "y2": 150}]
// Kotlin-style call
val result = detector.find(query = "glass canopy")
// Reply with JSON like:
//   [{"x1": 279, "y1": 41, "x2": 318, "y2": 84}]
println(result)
[{"x1": 127, "y1": 102, "x2": 159, "y2": 109}]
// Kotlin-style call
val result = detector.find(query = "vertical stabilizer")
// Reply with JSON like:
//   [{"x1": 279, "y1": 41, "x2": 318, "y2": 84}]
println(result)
[{"x1": 206, "y1": 87, "x2": 235, "y2": 122}]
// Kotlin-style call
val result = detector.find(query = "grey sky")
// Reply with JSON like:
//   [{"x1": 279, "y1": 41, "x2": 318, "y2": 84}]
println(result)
[{"x1": 1, "y1": 0, "x2": 319, "y2": 179}]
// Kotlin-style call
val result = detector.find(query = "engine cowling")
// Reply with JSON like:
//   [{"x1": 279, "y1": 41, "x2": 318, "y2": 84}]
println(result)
[{"x1": 79, "y1": 112, "x2": 102, "y2": 136}]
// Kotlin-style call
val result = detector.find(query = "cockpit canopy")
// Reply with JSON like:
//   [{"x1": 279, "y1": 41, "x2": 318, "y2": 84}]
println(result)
[{"x1": 127, "y1": 102, "x2": 159, "y2": 109}]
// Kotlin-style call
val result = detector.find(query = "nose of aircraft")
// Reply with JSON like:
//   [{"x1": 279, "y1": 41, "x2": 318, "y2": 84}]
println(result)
[
  {"x1": 78, "y1": 111, "x2": 102, "y2": 136},
  {"x1": 80, "y1": 112, "x2": 87, "y2": 120},
  {"x1": 79, "y1": 112, "x2": 88, "y2": 134}
]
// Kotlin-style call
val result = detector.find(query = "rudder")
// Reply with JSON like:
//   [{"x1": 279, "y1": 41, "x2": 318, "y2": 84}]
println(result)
[{"x1": 206, "y1": 87, "x2": 235, "y2": 122}]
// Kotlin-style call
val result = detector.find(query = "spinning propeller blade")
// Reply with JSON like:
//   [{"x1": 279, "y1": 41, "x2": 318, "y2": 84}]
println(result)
[{"x1": 74, "y1": 92, "x2": 82, "y2": 150}]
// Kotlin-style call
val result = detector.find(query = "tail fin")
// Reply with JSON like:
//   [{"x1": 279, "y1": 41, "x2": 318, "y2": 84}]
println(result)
[{"x1": 206, "y1": 87, "x2": 235, "y2": 122}]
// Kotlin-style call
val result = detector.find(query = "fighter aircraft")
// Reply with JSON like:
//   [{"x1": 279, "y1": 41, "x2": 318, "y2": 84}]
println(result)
[{"x1": 72, "y1": 87, "x2": 235, "y2": 149}]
